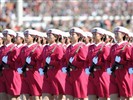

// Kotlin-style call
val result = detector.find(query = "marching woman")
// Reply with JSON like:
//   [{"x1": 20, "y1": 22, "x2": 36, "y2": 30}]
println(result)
[
  {"x1": 0, "y1": 33, "x2": 8, "y2": 100},
  {"x1": 64, "y1": 27, "x2": 88, "y2": 100},
  {"x1": 41, "y1": 32, "x2": 48, "y2": 47},
  {"x1": 15, "y1": 32, "x2": 25, "y2": 48},
  {"x1": 86, "y1": 27, "x2": 110, "y2": 100},
  {"x1": 59, "y1": 31, "x2": 68, "y2": 53},
  {"x1": 35, "y1": 31, "x2": 47, "y2": 54},
  {"x1": 104, "y1": 30, "x2": 115, "y2": 46},
  {"x1": 1, "y1": 29, "x2": 21, "y2": 100},
  {"x1": 15, "y1": 32, "x2": 25, "y2": 99},
  {"x1": 84, "y1": 31, "x2": 93, "y2": 46},
  {"x1": 40, "y1": 29, "x2": 65, "y2": 100},
  {"x1": 36, "y1": 31, "x2": 47, "y2": 46},
  {"x1": 65, "y1": 32, "x2": 71, "y2": 47},
  {"x1": 107, "y1": 26, "x2": 133, "y2": 100},
  {"x1": 17, "y1": 29, "x2": 42, "y2": 100}
]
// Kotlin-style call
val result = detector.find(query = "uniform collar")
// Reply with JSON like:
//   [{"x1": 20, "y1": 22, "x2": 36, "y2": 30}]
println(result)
[
  {"x1": 43, "y1": 44, "x2": 48, "y2": 47},
  {"x1": 67, "y1": 43, "x2": 71, "y2": 47},
  {"x1": 71, "y1": 42, "x2": 78, "y2": 47},
  {"x1": 117, "y1": 41, "x2": 127, "y2": 46},
  {"x1": 86, "y1": 43, "x2": 90, "y2": 46},
  {"x1": 5, "y1": 43, "x2": 12, "y2": 47},
  {"x1": 27, "y1": 43, "x2": 36, "y2": 48},
  {"x1": 49, "y1": 42, "x2": 56, "y2": 46},
  {"x1": 17, "y1": 44, "x2": 23, "y2": 48},
  {"x1": 0, "y1": 45, "x2": 3, "y2": 47},
  {"x1": 57, "y1": 42, "x2": 61, "y2": 45},
  {"x1": 95, "y1": 42, "x2": 103, "y2": 46}
]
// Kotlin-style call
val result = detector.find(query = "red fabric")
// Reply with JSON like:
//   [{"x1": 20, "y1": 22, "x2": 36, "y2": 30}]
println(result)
[
  {"x1": 64, "y1": 43, "x2": 88, "y2": 98},
  {"x1": 109, "y1": 42, "x2": 133, "y2": 97},
  {"x1": 87, "y1": 42, "x2": 110, "y2": 98},
  {"x1": 20, "y1": 44, "x2": 43, "y2": 96},
  {"x1": 41, "y1": 44, "x2": 65, "y2": 95},
  {"x1": 0, "y1": 46, "x2": 6, "y2": 93},
  {"x1": 1, "y1": 44, "x2": 21, "y2": 96},
  {"x1": 15, "y1": 45, "x2": 25, "y2": 69}
]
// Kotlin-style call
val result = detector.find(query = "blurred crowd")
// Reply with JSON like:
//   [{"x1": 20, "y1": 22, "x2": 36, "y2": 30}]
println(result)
[{"x1": 0, "y1": 0, "x2": 133, "y2": 32}]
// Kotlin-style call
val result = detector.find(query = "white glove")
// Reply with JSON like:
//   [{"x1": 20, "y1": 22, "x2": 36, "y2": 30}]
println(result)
[
  {"x1": 92, "y1": 56, "x2": 98, "y2": 64},
  {"x1": 128, "y1": 68, "x2": 133, "y2": 74},
  {"x1": 85, "y1": 67, "x2": 90, "y2": 75},
  {"x1": 46, "y1": 56, "x2": 51, "y2": 64},
  {"x1": 2, "y1": 56, "x2": 8, "y2": 64},
  {"x1": 107, "y1": 68, "x2": 112, "y2": 75},
  {"x1": 39, "y1": 68, "x2": 44, "y2": 75},
  {"x1": 26, "y1": 56, "x2": 31, "y2": 64},
  {"x1": 115, "y1": 56, "x2": 121, "y2": 63},
  {"x1": 62, "y1": 67, "x2": 67, "y2": 73},
  {"x1": 69, "y1": 57, "x2": 74, "y2": 63},
  {"x1": 17, "y1": 68, "x2": 23, "y2": 74}
]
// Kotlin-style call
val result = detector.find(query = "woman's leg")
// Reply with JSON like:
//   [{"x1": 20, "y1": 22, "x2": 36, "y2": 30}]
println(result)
[
  {"x1": 0, "y1": 93, "x2": 8, "y2": 100},
  {"x1": 32, "y1": 96, "x2": 40, "y2": 100},
  {"x1": 42, "y1": 93, "x2": 52, "y2": 100},
  {"x1": 66, "y1": 95, "x2": 74, "y2": 100},
  {"x1": 88, "y1": 95, "x2": 97, "y2": 100},
  {"x1": 110, "y1": 94, "x2": 119, "y2": 100},
  {"x1": 99, "y1": 97, "x2": 107, "y2": 100},
  {"x1": 21, "y1": 94, "x2": 30, "y2": 100}
]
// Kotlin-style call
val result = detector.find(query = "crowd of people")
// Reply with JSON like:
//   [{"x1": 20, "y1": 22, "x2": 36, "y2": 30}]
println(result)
[
  {"x1": 0, "y1": 26, "x2": 133, "y2": 100},
  {"x1": 0, "y1": 0, "x2": 133, "y2": 32},
  {"x1": 1, "y1": 0, "x2": 133, "y2": 100}
]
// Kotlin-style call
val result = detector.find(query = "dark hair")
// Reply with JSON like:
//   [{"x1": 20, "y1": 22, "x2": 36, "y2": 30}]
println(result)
[
  {"x1": 20, "y1": 37, "x2": 24, "y2": 43},
  {"x1": 78, "y1": 37, "x2": 83, "y2": 42},
  {"x1": 76, "y1": 34, "x2": 83, "y2": 42},
  {"x1": 59, "y1": 37, "x2": 62, "y2": 42},
  {"x1": 54, "y1": 34, "x2": 61, "y2": 43},
  {"x1": 89, "y1": 38, "x2": 93, "y2": 43},
  {"x1": 11, "y1": 37, "x2": 16, "y2": 43},
  {"x1": 36, "y1": 37, "x2": 38, "y2": 42},
  {"x1": 101, "y1": 35, "x2": 106, "y2": 41},
  {"x1": 33, "y1": 36, "x2": 37, "y2": 43},
  {"x1": 123, "y1": 34, "x2": 129, "y2": 41},
  {"x1": 103, "y1": 35, "x2": 107, "y2": 42}
]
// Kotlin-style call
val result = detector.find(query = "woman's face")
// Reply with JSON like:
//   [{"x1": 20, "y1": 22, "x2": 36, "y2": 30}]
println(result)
[
  {"x1": 24, "y1": 34, "x2": 33, "y2": 44},
  {"x1": 105, "y1": 35, "x2": 111, "y2": 43},
  {"x1": 115, "y1": 32, "x2": 124, "y2": 42},
  {"x1": 61, "y1": 37, "x2": 66, "y2": 44},
  {"x1": 70, "y1": 32, "x2": 79, "y2": 43},
  {"x1": 47, "y1": 33, "x2": 56, "y2": 44},
  {"x1": 3, "y1": 33, "x2": 13, "y2": 43},
  {"x1": 93, "y1": 32, "x2": 102, "y2": 42},
  {"x1": 16, "y1": 36, "x2": 23, "y2": 44},
  {"x1": 84, "y1": 37, "x2": 91, "y2": 44},
  {"x1": 42, "y1": 37, "x2": 47, "y2": 44}
]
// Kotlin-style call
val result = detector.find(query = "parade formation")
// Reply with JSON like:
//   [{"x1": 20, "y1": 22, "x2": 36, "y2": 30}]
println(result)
[{"x1": 0, "y1": 26, "x2": 133, "y2": 100}]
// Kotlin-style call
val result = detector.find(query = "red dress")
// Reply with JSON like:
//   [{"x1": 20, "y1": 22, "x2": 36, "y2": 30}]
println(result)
[
  {"x1": 0, "y1": 45, "x2": 7, "y2": 93},
  {"x1": 64, "y1": 42, "x2": 88, "y2": 98},
  {"x1": 20, "y1": 43, "x2": 42, "y2": 96},
  {"x1": 41, "y1": 43, "x2": 65, "y2": 95},
  {"x1": 87, "y1": 42, "x2": 110, "y2": 98},
  {"x1": 1, "y1": 43, "x2": 21, "y2": 96},
  {"x1": 108, "y1": 42, "x2": 133, "y2": 97}
]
